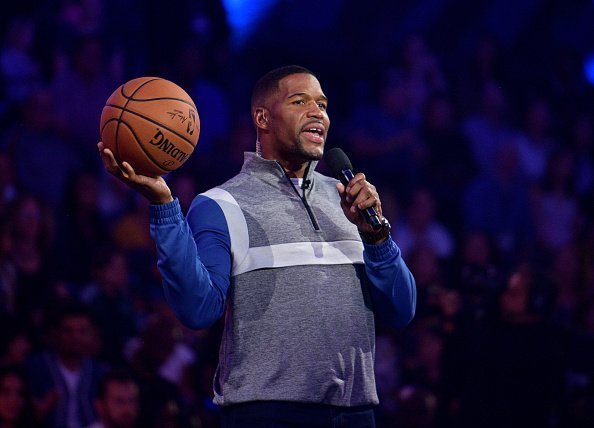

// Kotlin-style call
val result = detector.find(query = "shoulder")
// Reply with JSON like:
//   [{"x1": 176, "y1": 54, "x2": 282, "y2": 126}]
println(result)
[{"x1": 187, "y1": 187, "x2": 245, "y2": 239}]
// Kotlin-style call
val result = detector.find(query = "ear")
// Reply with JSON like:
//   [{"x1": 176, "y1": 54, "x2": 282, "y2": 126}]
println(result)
[{"x1": 254, "y1": 107, "x2": 269, "y2": 130}]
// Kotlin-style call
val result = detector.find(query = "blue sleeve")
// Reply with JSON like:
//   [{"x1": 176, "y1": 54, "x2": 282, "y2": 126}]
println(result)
[
  {"x1": 149, "y1": 196, "x2": 231, "y2": 329},
  {"x1": 364, "y1": 237, "x2": 417, "y2": 327}
]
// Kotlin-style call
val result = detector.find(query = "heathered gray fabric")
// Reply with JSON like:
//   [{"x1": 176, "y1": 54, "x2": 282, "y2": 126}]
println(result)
[{"x1": 210, "y1": 153, "x2": 379, "y2": 407}]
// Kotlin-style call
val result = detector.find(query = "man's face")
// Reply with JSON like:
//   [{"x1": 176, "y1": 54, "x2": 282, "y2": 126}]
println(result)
[
  {"x1": 265, "y1": 73, "x2": 330, "y2": 164},
  {"x1": 99, "y1": 381, "x2": 139, "y2": 428},
  {"x1": 55, "y1": 316, "x2": 94, "y2": 359}
]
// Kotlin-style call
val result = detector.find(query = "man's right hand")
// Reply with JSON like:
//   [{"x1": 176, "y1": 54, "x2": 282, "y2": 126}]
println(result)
[{"x1": 98, "y1": 141, "x2": 174, "y2": 205}]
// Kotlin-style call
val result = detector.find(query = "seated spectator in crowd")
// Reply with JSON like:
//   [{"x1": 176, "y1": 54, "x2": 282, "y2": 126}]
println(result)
[
  {"x1": 452, "y1": 266, "x2": 565, "y2": 427},
  {"x1": 80, "y1": 249, "x2": 138, "y2": 366},
  {"x1": 455, "y1": 231, "x2": 502, "y2": 323},
  {"x1": 55, "y1": 172, "x2": 111, "y2": 288},
  {"x1": 407, "y1": 244, "x2": 445, "y2": 319},
  {"x1": 0, "y1": 366, "x2": 35, "y2": 428},
  {"x1": 26, "y1": 304, "x2": 106, "y2": 428},
  {"x1": 125, "y1": 311, "x2": 195, "y2": 428},
  {"x1": 0, "y1": 217, "x2": 16, "y2": 318},
  {"x1": 0, "y1": 88, "x2": 81, "y2": 209},
  {"x1": 570, "y1": 112, "x2": 594, "y2": 196},
  {"x1": 463, "y1": 141, "x2": 532, "y2": 262},
  {"x1": 0, "y1": 151, "x2": 17, "y2": 219},
  {"x1": 420, "y1": 92, "x2": 476, "y2": 233},
  {"x1": 110, "y1": 196, "x2": 152, "y2": 255},
  {"x1": 0, "y1": 18, "x2": 41, "y2": 105},
  {"x1": 550, "y1": 243, "x2": 583, "y2": 329},
  {"x1": 515, "y1": 97, "x2": 557, "y2": 184},
  {"x1": 7, "y1": 195, "x2": 57, "y2": 337},
  {"x1": 87, "y1": 369, "x2": 139, "y2": 428},
  {"x1": 343, "y1": 67, "x2": 425, "y2": 195},
  {"x1": 51, "y1": 35, "x2": 117, "y2": 171},
  {"x1": 395, "y1": 187, "x2": 455, "y2": 260},
  {"x1": 462, "y1": 81, "x2": 515, "y2": 178},
  {"x1": 0, "y1": 322, "x2": 32, "y2": 369},
  {"x1": 533, "y1": 148, "x2": 581, "y2": 254},
  {"x1": 398, "y1": 33, "x2": 447, "y2": 125}
]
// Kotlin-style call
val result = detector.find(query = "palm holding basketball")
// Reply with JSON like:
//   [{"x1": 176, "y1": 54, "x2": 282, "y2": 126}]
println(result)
[{"x1": 98, "y1": 141, "x2": 173, "y2": 204}]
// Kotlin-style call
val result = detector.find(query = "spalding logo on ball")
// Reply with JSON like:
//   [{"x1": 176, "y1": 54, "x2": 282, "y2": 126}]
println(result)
[{"x1": 100, "y1": 77, "x2": 200, "y2": 177}]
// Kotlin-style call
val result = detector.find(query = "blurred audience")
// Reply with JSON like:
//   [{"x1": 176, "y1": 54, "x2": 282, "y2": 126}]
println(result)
[
  {"x1": 55, "y1": 172, "x2": 111, "y2": 287},
  {"x1": 0, "y1": 18, "x2": 41, "y2": 105},
  {"x1": 462, "y1": 81, "x2": 514, "y2": 178},
  {"x1": 87, "y1": 368, "x2": 139, "y2": 428},
  {"x1": 80, "y1": 248, "x2": 138, "y2": 365},
  {"x1": 395, "y1": 187, "x2": 455, "y2": 260},
  {"x1": 515, "y1": 97, "x2": 557, "y2": 184},
  {"x1": 0, "y1": 88, "x2": 81, "y2": 209},
  {"x1": 51, "y1": 34, "x2": 118, "y2": 171},
  {"x1": 463, "y1": 141, "x2": 532, "y2": 261},
  {"x1": 533, "y1": 148, "x2": 582, "y2": 255},
  {"x1": 7, "y1": 195, "x2": 57, "y2": 333},
  {"x1": 0, "y1": 2, "x2": 592, "y2": 427}
]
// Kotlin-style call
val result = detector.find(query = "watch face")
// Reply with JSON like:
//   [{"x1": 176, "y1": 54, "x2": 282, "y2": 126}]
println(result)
[{"x1": 360, "y1": 217, "x2": 391, "y2": 243}]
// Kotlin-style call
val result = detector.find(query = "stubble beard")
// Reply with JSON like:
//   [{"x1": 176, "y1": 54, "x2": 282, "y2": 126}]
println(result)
[{"x1": 292, "y1": 136, "x2": 324, "y2": 162}]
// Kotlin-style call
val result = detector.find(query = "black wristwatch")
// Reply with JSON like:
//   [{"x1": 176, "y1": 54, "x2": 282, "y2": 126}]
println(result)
[{"x1": 359, "y1": 217, "x2": 391, "y2": 244}]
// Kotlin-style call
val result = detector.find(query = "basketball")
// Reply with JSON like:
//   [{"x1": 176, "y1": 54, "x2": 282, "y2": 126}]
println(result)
[{"x1": 100, "y1": 77, "x2": 200, "y2": 177}]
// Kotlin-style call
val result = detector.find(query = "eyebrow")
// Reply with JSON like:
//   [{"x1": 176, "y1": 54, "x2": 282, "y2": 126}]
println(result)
[{"x1": 288, "y1": 92, "x2": 328, "y2": 102}]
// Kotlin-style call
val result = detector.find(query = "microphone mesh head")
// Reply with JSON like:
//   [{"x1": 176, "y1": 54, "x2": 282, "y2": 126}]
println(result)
[{"x1": 324, "y1": 148, "x2": 353, "y2": 177}]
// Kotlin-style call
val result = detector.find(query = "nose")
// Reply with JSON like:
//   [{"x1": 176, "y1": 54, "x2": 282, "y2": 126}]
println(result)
[{"x1": 307, "y1": 101, "x2": 324, "y2": 118}]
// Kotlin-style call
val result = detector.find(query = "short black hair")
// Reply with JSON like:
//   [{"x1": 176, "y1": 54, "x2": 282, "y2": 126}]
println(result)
[
  {"x1": 251, "y1": 65, "x2": 315, "y2": 112},
  {"x1": 47, "y1": 301, "x2": 94, "y2": 330}
]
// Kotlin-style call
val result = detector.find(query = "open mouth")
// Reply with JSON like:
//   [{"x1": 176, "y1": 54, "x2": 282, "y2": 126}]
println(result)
[{"x1": 302, "y1": 126, "x2": 325, "y2": 143}]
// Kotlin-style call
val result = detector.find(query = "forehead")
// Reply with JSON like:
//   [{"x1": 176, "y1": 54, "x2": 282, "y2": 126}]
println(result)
[
  {"x1": 276, "y1": 73, "x2": 325, "y2": 98},
  {"x1": 60, "y1": 316, "x2": 91, "y2": 328},
  {"x1": 106, "y1": 381, "x2": 139, "y2": 397}
]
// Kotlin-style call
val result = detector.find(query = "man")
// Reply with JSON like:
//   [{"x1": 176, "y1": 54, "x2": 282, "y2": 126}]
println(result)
[
  {"x1": 99, "y1": 65, "x2": 416, "y2": 427},
  {"x1": 26, "y1": 304, "x2": 105, "y2": 428},
  {"x1": 87, "y1": 369, "x2": 139, "y2": 428}
]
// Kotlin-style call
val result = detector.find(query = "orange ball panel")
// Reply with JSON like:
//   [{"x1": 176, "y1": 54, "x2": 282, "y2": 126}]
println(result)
[
  {"x1": 113, "y1": 120, "x2": 169, "y2": 176},
  {"x1": 118, "y1": 112, "x2": 195, "y2": 176},
  {"x1": 124, "y1": 98, "x2": 199, "y2": 147},
  {"x1": 99, "y1": 77, "x2": 200, "y2": 177}
]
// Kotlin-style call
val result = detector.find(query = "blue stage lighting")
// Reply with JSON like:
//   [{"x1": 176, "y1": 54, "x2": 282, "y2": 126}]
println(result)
[{"x1": 222, "y1": 0, "x2": 277, "y2": 47}]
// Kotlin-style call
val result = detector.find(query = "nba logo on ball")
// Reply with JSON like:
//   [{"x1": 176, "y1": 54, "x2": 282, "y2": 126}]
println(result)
[{"x1": 100, "y1": 77, "x2": 200, "y2": 177}]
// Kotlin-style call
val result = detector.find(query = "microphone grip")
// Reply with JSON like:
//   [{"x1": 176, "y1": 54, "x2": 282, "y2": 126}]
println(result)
[{"x1": 339, "y1": 168, "x2": 382, "y2": 230}]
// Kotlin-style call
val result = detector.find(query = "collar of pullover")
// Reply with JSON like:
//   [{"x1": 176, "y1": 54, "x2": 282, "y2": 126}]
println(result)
[{"x1": 241, "y1": 152, "x2": 318, "y2": 190}]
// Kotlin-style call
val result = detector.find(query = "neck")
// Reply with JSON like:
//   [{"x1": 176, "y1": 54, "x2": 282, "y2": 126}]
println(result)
[
  {"x1": 58, "y1": 354, "x2": 83, "y2": 371},
  {"x1": 276, "y1": 159, "x2": 309, "y2": 178},
  {"x1": 260, "y1": 147, "x2": 309, "y2": 178}
]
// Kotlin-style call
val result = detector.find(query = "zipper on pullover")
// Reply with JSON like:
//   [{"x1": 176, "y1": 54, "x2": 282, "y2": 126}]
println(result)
[{"x1": 278, "y1": 162, "x2": 321, "y2": 231}]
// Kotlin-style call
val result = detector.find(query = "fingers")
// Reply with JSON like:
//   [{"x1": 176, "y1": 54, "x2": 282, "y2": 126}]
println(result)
[
  {"x1": 98, "y1": 142, "x2": 121, "y2": 174},
  {"x1": 344, "y1": 173, "x2": 381, "y2": 213},
  {"x1": 120, "y1": 161, "x2": 138, "y2": 180},
  {"x1": 98, "y1": 142, "x2": 139, "y2": 182},
  {"x1": 97, "y1": 142, "x2": 173, "y2": 204}
]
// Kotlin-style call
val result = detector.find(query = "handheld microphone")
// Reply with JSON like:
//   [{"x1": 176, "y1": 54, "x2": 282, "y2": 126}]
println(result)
[{"x1": 324, "y1": 147, "x2": 382, "y2": 230}]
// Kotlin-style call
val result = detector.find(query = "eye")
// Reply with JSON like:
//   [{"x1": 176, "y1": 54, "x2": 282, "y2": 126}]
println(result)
[
  {"x1": 292, "y1": 99, "x2": 305, "y2": 105},
  {"x1": 317, "y1": 102, "x2": 327, "y2": 110}
]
